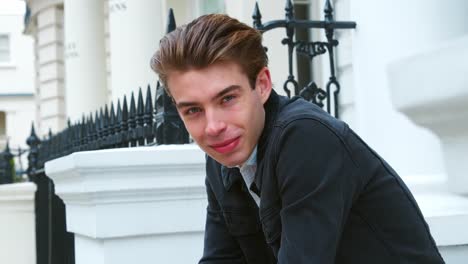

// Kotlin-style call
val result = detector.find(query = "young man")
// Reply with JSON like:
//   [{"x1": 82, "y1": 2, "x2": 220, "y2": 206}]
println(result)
[{"x1": 151, "y1": 14, "x2": 444, "y2": 264}]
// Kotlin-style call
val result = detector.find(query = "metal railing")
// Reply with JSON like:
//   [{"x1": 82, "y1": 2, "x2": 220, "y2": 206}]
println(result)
[{"x1": 254, "y1": 0, "x2": 356, "y2": 118}]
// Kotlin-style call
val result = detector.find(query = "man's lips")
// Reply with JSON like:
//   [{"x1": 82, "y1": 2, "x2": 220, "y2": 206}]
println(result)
[{"x1": 210, "y1": 137, "x2": 241, "y2": 154}]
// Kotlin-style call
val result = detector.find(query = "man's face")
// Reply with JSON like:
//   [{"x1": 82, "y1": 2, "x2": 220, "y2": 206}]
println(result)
[{"x1": 167, "y1": 62, "x2": 272, "y2": 167}]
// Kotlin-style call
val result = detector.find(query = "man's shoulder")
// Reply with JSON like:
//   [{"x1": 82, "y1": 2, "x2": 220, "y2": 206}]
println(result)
[{"x1": 274, "y1": 96, "x2": 348, "y2": 138}]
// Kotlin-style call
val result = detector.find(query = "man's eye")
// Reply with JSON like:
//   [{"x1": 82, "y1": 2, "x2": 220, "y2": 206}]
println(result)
[
  {"x1": 185, "y1": 107, "x2": 201, "y2": 115},
  {"x1": 222, "y1": 95, "x2": 236, "y2": 103}
]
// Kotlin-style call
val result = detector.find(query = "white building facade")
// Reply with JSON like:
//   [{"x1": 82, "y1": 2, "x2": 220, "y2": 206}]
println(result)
[
  {"x1": 0, "y1": 0, "x2": 36, "y2": 166},
  {"x1": 20, "y1": 0, "x2": 468, "y2": 263}
]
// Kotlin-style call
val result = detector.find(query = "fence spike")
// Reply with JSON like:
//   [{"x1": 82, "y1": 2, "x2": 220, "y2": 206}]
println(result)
[
  {"x1": 109, "y1": 102, "x2": 116, "y2": 146},
  {"x1": 137, "y1": 87, "x2": 145, "y2": 125},
  {"x1": 252, "y1": 2, "x2": 262, "y2": 28},
  {"x1": 145, "y1": 84, "x2": 154, "y2": 142},
  {"x1": 129, "y1": 92, "x2": 136, "y2": 128},
  {"x1": 115, "y1": 100, "x2": 122, "y2": 146},
  {"x1": 81, "y1": 115, "x2": 88, "y2": 149},
  {"x1": 104, "y1": 104, "x2": 109, "y2": 139},
  {"x1": 129, "y1": 92, "x2": 137, "y2": 146},
  {"x1": 285, "y1": 0, "x2": 293, "y2": 19},
  {"x1": 98, "y1": 108, "x2": 104, "y2": 149},
  {"x1": 324, "y1": 0, "x2": 333, "y2": 20},
  {"x1": 26, "y1": 123, "x2": 41, "y2": 180},
  {"x1": 136, "y1": 87, "x2": 145, "y2": 145},
  {"x1": 121, "y1": 96, "x2": 129, "y2": 147},
  {"x1": 0, "y1": 140, "x2": 14, "y2": 184},
  {"x1": 167, "y1": 8, "x2": 176, "y2": 33},
  {"x1": 145, "y1": 84, "x2": 153, "y2": 125}
]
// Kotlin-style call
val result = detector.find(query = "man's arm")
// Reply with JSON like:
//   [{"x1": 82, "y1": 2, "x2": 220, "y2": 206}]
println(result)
[
  {"x1": 199, "y1": 178, "x2": 246, "y2": 264},
  {"x1": 275, "y1": 119, "x2": 359, "y2": 263}
]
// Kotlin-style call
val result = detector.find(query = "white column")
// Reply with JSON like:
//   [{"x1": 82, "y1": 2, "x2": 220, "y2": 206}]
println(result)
[
  {"x1": 0, "y1": 182, "x2": 37, "y2": 264},
  {"x1": 27, "y1": 2, "x2": 67, "y2": 136},
  {"x1": 45, "y1": 145, "x2": 207, "y2": 264},
  {"x1": 64, "y1": 0, "x2": 107, "y2": 121},
  {"x1": 108, "y1": 0, "x2": 164, "y2": 102},
  {"x1": 349, "y1": 0, "x2": 468, "y2": 185},
  {"x1": 388, "y1": 35, "x2": 468, "y2": 194}
]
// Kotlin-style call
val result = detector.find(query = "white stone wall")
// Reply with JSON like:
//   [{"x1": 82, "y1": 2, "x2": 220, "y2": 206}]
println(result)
[
  {"x1": 45, "y1": 145, "x2": 207, "y2": 264},
  {"x1": 0, "y1": 182, "x2": 37, "y2": 264}
]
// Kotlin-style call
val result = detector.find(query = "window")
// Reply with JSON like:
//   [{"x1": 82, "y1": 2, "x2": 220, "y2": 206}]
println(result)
[{"x1": 0, "y1": 34, "x2": 11, "y2": 63}]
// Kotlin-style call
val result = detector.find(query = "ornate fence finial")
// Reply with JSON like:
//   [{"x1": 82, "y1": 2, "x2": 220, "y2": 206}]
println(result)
[
  {"x1": 285, "y1": 0, "x2": 294, "y2": 20},
  {"x1": 103, "y1": 104, "x2": 110, "y2": 148},
  {"x1": 252, "y1": 2, "x2": 263, "y2": 29},
  {"x1": 153, "y1": 12, "x2": 190, "y2": 145},
  {"x1": 98, "y1": 108, "x2": 105, "y2": 149},
  {"x1": 128, "y1": 92, "x2": 137, "y2": 147},
  {"x1": 136, "y1": 87, "x2": 145, "y2": 146},
  {"x1": 167, "y1": 8, "x2": 176, "y2": 33},
  {"x1": 115, "y1": 100, "x2": 122, "y2": 148},
  {"x1": 144, "y1": 84, "x2": 154, "y2": 144},
  {"x1": 80, "y1": 115, "x2": 87, "y2": 150},
  {"x1": 109, "y1": 102, "x2": 116, "y2": 147},
  {"x1": 324, "y1": 0, "x2": 333, "y2": 22},
  {"x1": 94, "y1": 110, "x2": 101, "y2": 149},
  {"x1": 121, "y1": 96, "x2": 129, "y2": 147},
  {"x1": 0, "y1": 141, "x2": 14, "y2": 184},
  {"x1": 26, "y1": 123, "x2": 41, "y2": 181}
]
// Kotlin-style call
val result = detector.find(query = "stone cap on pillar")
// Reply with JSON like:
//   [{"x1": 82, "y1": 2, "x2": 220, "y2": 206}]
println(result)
[
  {"x1": 45, "y1": 144, "x2": 207, "y2": 239},
  {"x1": 387, "y1": 34, "x2": 468, "y2": 194},
  {"x1": 0, "y1": 182, "x2": 37, "y2": 213},
  {"x1": 387, "y1": 34, "x2": 468, "y2": 137}
]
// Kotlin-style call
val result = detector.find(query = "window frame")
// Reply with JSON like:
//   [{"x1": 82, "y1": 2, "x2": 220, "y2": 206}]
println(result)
[{"x1": 0, "y1": 33, "x2": 13, "y2": 66}]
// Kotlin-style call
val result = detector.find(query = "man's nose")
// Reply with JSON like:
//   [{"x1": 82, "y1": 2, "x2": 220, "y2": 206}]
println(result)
[{"x1": 205, "y1": 110, "x2": 226, "y2": 137}]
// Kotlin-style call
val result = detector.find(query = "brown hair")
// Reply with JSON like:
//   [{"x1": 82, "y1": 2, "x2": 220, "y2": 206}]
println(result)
[{"x1": 150, "y1": 14, "x2": 268, "y2": 95}]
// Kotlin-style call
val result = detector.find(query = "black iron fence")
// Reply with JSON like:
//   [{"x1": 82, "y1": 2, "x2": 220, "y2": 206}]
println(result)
[
  {"x1": 1, "y1": 1, "x2": 356, "y2": 264},
  {"x1": 254, "y1": 0, "x2": 356, "y2": 118},
  {"x1": 0, "y1": 142, "x2": 28, "y2": 184}
]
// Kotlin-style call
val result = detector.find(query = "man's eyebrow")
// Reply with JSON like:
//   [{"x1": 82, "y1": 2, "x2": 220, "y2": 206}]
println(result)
[
  {"x1": 175, "y1": 85, "x2": 241, "y2": 109},
  {"x1": 212, "y1": 85, "x2": 241, "y2": 101}
]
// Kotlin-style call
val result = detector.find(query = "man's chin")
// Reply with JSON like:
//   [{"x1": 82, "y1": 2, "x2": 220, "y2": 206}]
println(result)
[{"x1": 209, "y1": 153, "x2": 246, "y2": 168}]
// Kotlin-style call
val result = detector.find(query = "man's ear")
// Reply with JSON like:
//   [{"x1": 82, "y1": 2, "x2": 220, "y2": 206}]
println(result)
[{"x1": 255, "y1": 67, "x2": 272, "y2": 104}]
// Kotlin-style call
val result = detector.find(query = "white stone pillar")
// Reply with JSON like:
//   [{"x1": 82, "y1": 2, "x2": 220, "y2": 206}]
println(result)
[
  {"x1": 349, "y1": 0, "x2": 468, "y2": 185},
  {"x1": 64, "y1": 0, "x2": 107, "y2": 121},
  {"x1": 0, "y1": 182, "x2": 37, "y2": 264},
  {"x1": 25, "y1": 0, "x2": 67, "y2": 136},
  {"x1": 388, "y1": 35, "x2": 468, "y2": 195},
  {"x1": 45, "y1": 145, "x2": 207, "y2": 264},
  {"x1": 108, "y1": 0, "x2": 164, "y2": 101}
]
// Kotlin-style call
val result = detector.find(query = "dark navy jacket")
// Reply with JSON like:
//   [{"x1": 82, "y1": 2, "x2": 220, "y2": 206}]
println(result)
[{"x1": 199, "y1": 91, "x2": 444, "y2": 264}]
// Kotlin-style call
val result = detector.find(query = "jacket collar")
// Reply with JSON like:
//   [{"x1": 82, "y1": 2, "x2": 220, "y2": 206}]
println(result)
[{"x1": 254, "y1": 90, "x2": 288, "y2": 193}]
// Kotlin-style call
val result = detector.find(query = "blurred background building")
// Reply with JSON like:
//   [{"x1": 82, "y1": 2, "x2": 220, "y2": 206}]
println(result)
[{"x1": 0, "y1": 1, "x2": 35, "y2": 154}]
